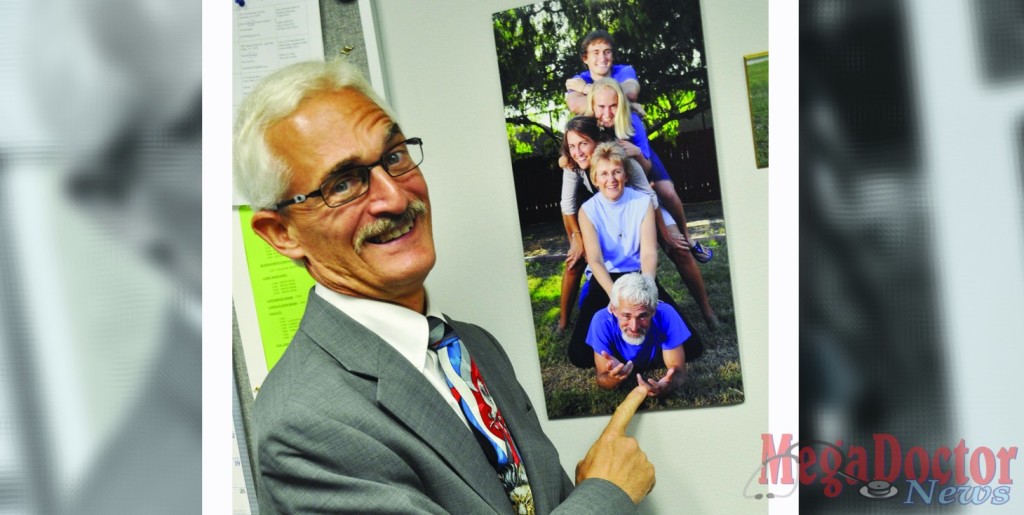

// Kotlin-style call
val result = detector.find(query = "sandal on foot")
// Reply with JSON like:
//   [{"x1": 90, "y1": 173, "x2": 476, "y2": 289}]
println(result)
[{"x1": 691, "y1": 240, "x2": 714, "y2": 263}]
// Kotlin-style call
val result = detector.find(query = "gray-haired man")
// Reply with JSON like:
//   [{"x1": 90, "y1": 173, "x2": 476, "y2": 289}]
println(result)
[
  {"x1": 587, "y1": 274, "x2": 688, "y2": 396},
  {"x1": 234, "y1": 60, "x2": 656, "y2": 514}
]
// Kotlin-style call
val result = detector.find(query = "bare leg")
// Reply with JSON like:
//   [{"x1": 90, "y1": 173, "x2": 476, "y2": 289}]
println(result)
[
  {"x1": 653, "y1": 180, "x2": 690, "y2": 239},
  {"x1": 658, "y1": 222, "x2": 719, "y2": 328},
  {"x1": 661, "y1": 224, "x2": 718, "y2": 325},
  {"x1": 651, "y1": 180, "x2": 719, "y2": 324},
  {"x1": 558, "y1": 258, "x2": 586, "y2": 332}
]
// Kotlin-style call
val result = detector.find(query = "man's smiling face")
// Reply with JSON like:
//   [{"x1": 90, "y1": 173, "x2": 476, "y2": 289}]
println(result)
[
  {"x1": 582, "y1": 40, "x2": 614, "y2": 78},
  {"x1": 265, "y1": 87, "x2": 436, "y2": 306}
]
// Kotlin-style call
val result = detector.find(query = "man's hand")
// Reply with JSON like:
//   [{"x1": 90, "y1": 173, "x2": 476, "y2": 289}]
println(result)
[
  {"x1": 558, "y1": 154, "x2": 570, "y2": 169},
  {"x1": 601, "y1": 351, "x2": 634, "y2": 385},
  {"x1": 659, "y1": 226, "x2": 691, "y2": 255},
  {"x1": 575, "y1": 386, "x2": 655, "y2": 504},
  {"x1": 565, "y1": 77, "x2": 588, "y2": 94},
  {"x1": 618, "y1": 139, "x2": 643, "y2": 159},
  {"x1": 618, "y1": 139, "x2": 651, "y2": 172},
  {"x1": 565, "y1": 234, "x2": 585, "y2": 269},
  {"x1": 638, "y1": 369, "x2": 677, "y2": 398}
]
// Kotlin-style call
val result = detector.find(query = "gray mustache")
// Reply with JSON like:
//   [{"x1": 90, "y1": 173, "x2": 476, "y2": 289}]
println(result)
[{"x1": 353, "y1": 200, "x2": 428, "y2": 254}]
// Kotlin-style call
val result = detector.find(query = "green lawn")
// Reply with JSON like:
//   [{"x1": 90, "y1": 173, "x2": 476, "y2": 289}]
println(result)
[
  {"x1": 522, "y1": 201, "x2": 745, "y2": 419},
  {"x1": 747, "y1": 58, "x2": 768, "y2": 168}
]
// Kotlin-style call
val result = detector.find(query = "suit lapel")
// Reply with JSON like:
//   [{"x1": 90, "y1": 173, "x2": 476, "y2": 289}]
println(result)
[{"x1": 298, "y1": 292, "x2": 511, "y2": 514}]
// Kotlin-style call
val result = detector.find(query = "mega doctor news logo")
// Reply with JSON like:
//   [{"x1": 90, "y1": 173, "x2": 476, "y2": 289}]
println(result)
[{"x1": 746, "y1": 434, "x2": 1018, "y2": 506}]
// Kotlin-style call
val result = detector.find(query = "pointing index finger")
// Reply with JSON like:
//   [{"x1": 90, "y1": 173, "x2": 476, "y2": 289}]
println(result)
[{"x1": 601, "y1": 384, "x2": 648, "y2": 437}]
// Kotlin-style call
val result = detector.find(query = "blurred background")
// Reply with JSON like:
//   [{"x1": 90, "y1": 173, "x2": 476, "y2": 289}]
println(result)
[
  {"x1": 0, "y1": 0, "x2": 200, "y2": 513},
  {"x1": 801, "y1": 0, "x2": 1024, "y2": 511},
  {"x1": 1, "y1": 0, "x2": 1022, "y2": 512}
]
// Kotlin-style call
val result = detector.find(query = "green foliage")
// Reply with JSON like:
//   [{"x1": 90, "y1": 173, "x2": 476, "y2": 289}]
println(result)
[
  {"x1": 493, "y1": 0, "x2": 710, "y2": 157},
  {"x1": 506, "y1": 122, "x2": 561, "y2": 161},
  {"x1": 643, "y1": 89, "x2": 698, "y2": 143}
]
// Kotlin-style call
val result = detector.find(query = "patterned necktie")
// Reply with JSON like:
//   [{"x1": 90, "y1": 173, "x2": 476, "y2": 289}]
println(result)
[{"x1": 427, "y1": 316, "x2": 535, "y2": 514}]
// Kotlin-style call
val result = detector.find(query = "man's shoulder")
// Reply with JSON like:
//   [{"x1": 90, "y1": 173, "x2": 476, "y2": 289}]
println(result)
[
  {"x1": 612, "y1": 64, "x2": 639, "y2": 81},
  {"x1": 253, "y1": 296, "x2": 375, "y2": 424},
  {"x1": 252, "y1": 331, "x2": 334, "y2": 415},
  {"x1": 588, "y1": 308, "x2": 618, "y2": 338},
  {"x1": 574, "y1": 69, "x2": 593, "y2": 83},
  {"x1": 592, "y1": 307, "x2": 615, "y2": 324},
  {"x1": 652, "y1": 303, "x2": 687, "y2": 343},
  {"x1": 654, "y1": 301, "x2": 683, "y2": 322}
]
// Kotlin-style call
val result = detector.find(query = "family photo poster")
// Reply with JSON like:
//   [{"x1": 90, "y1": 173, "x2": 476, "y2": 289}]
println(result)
[{"x1": 492, "y1": 0, "x2": 745, "y2": 418}]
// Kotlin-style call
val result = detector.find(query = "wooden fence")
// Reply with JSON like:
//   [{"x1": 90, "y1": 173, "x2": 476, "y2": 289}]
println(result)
[{"x1": 511, "y1": 127, "x2": 721, "y2": 226}]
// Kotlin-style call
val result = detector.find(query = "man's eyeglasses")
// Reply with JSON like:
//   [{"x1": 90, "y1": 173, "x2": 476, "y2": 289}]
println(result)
[{"x1": 272, "y1": 137, "x2": 424, "y2": 210}]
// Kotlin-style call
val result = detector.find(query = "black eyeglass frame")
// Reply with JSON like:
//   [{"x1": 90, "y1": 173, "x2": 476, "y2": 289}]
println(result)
[{"x1": 271, "y1": 137, "x2": 424, "y2": 211}]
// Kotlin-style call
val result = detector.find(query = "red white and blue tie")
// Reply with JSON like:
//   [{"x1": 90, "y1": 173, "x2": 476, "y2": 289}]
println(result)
[{"x1": 428, "y1": 316, "x2": 535, "y2": 514}]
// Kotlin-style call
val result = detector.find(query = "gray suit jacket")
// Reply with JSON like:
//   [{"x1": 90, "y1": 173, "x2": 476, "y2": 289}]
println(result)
[{"x1": 254, "y1": 290, "x2": 635, "y2": 514}]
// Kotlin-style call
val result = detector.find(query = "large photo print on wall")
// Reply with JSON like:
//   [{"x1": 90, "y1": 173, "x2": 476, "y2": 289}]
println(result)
[{"x1": 492, "y1": 0, "x2": 744, "y2": 418}]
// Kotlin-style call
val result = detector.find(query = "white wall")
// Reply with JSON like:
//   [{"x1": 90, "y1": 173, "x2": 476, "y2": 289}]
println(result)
[{"x1": 373, "y1": 1, "x2": 768, "y2": 512}]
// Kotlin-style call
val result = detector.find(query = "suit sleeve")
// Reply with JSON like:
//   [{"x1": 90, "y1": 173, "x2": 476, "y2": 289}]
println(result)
[{"x1": 552, "y1": 479, "x2": 636, "y2": 514}]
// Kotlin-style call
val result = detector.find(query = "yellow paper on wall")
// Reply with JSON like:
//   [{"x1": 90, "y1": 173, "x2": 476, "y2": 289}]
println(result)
[{"x1": 238, "y1": 206, "x2": 315, "y2": 370}]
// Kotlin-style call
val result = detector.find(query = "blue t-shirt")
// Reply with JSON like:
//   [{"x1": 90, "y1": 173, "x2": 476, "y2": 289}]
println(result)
[
  {"x1": 626, "y1": 112, "x2": 671, "y2": 182},
  {"x1": 570, "y1": 64, "x2": 638, "y2": 88},
  {"x1": 627, "y1": 111, "x2": 652, "y2": 159},
  {"x1": 586, "y1": 302, "x2": 689, "y2": 371}
]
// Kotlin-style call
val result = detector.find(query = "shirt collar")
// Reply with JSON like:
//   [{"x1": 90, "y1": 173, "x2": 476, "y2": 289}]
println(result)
[{"x1": 313, "y1": 283, "x2": 445, "y2": 372}]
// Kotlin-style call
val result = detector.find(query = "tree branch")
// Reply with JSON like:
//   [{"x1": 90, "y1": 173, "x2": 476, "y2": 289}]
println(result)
[{"x1": 506, "y1": 116, "x2": 560, "y2": 143}]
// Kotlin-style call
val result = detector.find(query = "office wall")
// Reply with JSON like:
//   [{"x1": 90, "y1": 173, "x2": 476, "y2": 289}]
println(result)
[{"x1": 371, "y1": 0, "x2": 769, "y2": 512}]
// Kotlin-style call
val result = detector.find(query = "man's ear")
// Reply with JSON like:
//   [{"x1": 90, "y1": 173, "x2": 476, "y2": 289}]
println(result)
[
  {"x1": 607, "y1": 303, "x2": 617, "y2": 316},
  {"x1": 250, "y1": 210, "x2": 306, "y2": 261}
]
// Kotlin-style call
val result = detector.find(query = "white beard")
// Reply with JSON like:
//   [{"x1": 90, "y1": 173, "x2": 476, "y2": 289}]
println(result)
[{"x1": 620, "y1": 330, "x2": 646, "y2": 346}]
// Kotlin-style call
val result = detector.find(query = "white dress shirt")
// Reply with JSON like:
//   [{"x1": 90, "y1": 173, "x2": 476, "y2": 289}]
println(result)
[{"x1": 314, "y1": 284, "x2": 469, "y2": 428}]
